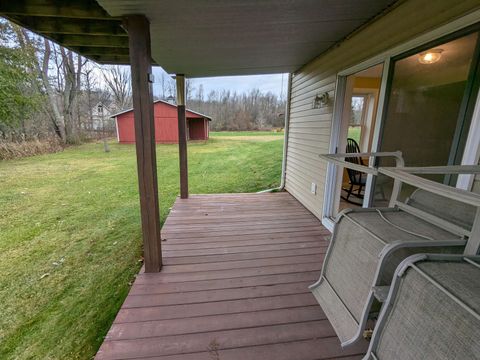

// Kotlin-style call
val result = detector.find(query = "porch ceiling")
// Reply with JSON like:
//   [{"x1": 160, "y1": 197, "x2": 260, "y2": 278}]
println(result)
[
  {"x1": 1, "y1": 0, "x2": 398, "y2": 76},
  {"x1": 96, "y1": 0, "x2": 397, "y2": 77}
]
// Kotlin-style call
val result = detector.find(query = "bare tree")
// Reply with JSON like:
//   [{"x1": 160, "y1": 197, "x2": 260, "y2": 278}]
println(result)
[
  {"x1": 158, "y1": 72, "x2": 175, "y2": 100},
  {"x1": 55, "y1": 45, "x2": 84, "y2": 142},
  {"x1": 102, "y1": 65, "x2": 131, "y2": 111},
  {"x1": 15, "y1": 25, "x2": 86, "y2": 143},
  {"x1": 196, "y1": 84, "x2": 204, "y2": 102},
  {"x1": 188, "y1": 87, "x2": 286, "y2": 131},
  {"x1": 185, "y1": 78, "x2": 195, "y2": 102},
  {"x1": 14, "y1": 28, "x2": 67, "y2": 142},
  {"x1": 166, "y1": 77, "x2": 176, "y2": 100},
  {"x1": 83, "y1": 65, "x2": 97, "y2": 130}
]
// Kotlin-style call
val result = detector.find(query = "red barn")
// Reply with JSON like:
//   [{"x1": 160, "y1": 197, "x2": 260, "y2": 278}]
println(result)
[{"x1": 112, "y1": 100, "x2": 211, "y2": 144}]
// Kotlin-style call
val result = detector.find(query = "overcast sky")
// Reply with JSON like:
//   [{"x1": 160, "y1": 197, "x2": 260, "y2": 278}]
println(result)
[{"x1": 151, "y1": 67, "x2": 288, "y2": 100}]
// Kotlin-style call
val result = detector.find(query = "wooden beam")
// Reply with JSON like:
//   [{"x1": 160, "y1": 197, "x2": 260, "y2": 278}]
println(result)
[
  {"x1": 125, "y1": 15, "x2": 162, "y2": 272},
  {"x1": 176, "y1": 74, "x2": 189, "y2": 199},
  {"x1": 7, "y1": 15, "x2": 127, "y2": 36},
  {"x1": 46, "y1": 34, "x2": 129, "y2": 48},
  {"x1": 89, "y1": 55, "x2": 130, "y2": 65},
  {"x1": 0, "y1": 0, "x2": 113, "y2": 20},
  {"x1": 68, "y1": 46, "x2": 129, "y2": 57}
]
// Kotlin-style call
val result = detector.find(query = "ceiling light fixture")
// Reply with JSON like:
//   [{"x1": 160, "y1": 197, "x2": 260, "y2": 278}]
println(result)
[{"x1": 418, "y1": 48, "x2": 443, "y2": 64}]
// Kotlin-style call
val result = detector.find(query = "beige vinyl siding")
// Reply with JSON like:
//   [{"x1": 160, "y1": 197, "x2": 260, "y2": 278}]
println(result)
[{"x1": 285, "y1": 0, "x2": 480, "y2": 219}]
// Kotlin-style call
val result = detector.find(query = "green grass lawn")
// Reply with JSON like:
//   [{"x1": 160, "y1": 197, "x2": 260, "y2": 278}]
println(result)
[
  {"x1": 0, "y1": 132, "x2": 283, "y2": 359},
  {"x1": 347, "y1": 126, "x2": 361, "y2": 144}
]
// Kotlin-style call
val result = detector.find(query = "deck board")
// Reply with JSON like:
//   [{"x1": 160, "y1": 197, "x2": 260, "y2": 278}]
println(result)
[{"x1": 95, "y1": 192, "x2": 367, "y2": 359}]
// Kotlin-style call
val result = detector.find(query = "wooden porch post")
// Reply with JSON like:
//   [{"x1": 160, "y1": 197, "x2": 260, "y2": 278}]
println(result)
[
  {"x1": 125, "y1": 15, "x2": 162, "y2": 272},
  {"x1": 176, "y1": 74, "x2": 188, "y2": 198}
]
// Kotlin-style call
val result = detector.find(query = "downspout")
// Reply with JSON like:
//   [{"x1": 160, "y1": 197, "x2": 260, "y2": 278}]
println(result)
[{"x1": 258, "y1": 73, "x2": 292, "y2": 193}]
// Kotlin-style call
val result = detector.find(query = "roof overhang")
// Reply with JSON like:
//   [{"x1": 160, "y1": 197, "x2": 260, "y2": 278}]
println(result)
[
  {"x1": 0, "y1": 0, "x2": 133, "y2": 65},
  {"x1": 1, "y1": 0, "x2": 398, "y2": 76}
]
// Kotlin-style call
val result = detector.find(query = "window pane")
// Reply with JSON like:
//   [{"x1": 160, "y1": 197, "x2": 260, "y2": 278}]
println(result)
[
  {"x1": 380, "y1": 32, "x2": 478, "y2": 168},
  {"x1": 350, "y1": 96, "x2": 365, "y2": 126},
  {"x1": 375, "y1": 31, "x2": 479, "y2": 204},
  {"x1": 347, "y1": 126, "x2": 361, "y2": 143}
]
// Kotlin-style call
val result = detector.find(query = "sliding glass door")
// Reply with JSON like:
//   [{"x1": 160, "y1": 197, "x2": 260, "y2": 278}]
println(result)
[{"x1": 373, "y1": 27, "x2": 480, "y2": 204}]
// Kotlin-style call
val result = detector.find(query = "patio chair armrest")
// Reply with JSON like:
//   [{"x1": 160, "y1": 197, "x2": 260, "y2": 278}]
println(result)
[
  {"x1": 319, "y1": 151, "x2": 404, "y2": 175},
  {"x1": 379, "y1": 167, "x2": 480, "y2": 208}
]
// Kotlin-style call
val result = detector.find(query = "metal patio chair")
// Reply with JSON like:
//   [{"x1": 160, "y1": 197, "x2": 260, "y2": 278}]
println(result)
[
  {"x1": 363, "y1": 253, "x2": 480, "y2": 360},
  {"x1": 310, "y1": 158, "x2": 480, "y2": 347}
]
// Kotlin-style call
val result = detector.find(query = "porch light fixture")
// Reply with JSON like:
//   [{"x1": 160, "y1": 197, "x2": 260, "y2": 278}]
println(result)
[
  {"x1": 418, "y1": 48, "x2": 443, "y2": 64},
  {"x1": 313, "y1": 92, "x2": 330, "y2": 109}
]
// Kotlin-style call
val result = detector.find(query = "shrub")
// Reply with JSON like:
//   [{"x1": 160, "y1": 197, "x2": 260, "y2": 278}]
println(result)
[{"x1": 0, "y1": 138, "x2": 64, "y2": 160}]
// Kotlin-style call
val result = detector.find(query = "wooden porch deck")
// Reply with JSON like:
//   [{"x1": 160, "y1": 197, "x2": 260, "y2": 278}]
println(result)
[{"x1": 95, "y1": 192, "x2": 368, "y2": 359}]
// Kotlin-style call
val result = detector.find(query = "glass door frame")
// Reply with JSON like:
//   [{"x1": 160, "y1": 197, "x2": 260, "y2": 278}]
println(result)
[
  {"x1": 373, "y1": 23, "x2": 480, "y2": 192},
  {"x1": 322, "y1": 13, "x2": 480, "y2": 231},
  {"x1": 322, "y1": 61, "x2": 388, "y2": 230}
]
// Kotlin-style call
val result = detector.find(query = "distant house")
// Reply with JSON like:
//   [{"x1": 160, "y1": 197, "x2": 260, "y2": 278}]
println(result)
[
  {"x1": 91, "y1": 102, "x2": 114, "y2": 131},
  {"x1": 111, "y1": 100, "x2": 211, "y2": 144}
]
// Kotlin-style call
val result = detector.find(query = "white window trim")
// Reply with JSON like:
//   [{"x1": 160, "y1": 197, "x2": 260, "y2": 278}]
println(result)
[
  {"x1": 457, "y1": 90, "x2": 480, "y2": 190},
  {"x1": 322, "y1": 76, "x2": 347, "y2": 230}
]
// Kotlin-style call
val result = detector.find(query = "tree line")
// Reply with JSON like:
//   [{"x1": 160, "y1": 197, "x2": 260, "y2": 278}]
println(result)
[
  {"x1": 187, "y1": 86, "x2": 286, "y2": 131},
  {"x1": 0, "y1": 20, "x2": 131, "y2": 144},
  {"x1": 0, "y1": 19, "x2": 286, "y2": 145}
]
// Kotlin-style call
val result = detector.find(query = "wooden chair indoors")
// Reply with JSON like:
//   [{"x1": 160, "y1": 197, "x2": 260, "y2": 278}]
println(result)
[{"x1": 343, "y1": 138, "x2": 366, "y2": 204}]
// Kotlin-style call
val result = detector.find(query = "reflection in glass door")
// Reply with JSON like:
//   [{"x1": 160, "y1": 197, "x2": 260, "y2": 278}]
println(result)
[
  {"x1": 349, "y1": 95, "x2": 367, "y2": 144},
  {"x1": 374, "y1": 29, "x2": 480, "y2": 204}
]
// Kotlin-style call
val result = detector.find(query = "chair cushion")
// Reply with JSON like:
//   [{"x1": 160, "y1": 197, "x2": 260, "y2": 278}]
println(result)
[{"x1": 408, "y1": 189, "x2": 475, "y2": 231}]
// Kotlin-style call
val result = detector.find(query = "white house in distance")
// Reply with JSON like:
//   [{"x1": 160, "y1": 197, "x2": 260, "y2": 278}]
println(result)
[{"x1": 91, "y1": 102, "x2": 114, "y2": 131}]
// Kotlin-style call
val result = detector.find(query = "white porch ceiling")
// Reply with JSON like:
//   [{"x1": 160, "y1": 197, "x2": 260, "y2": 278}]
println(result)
[{"x1": 96, "y1": 0, "x2": 397, "y2": 77}]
